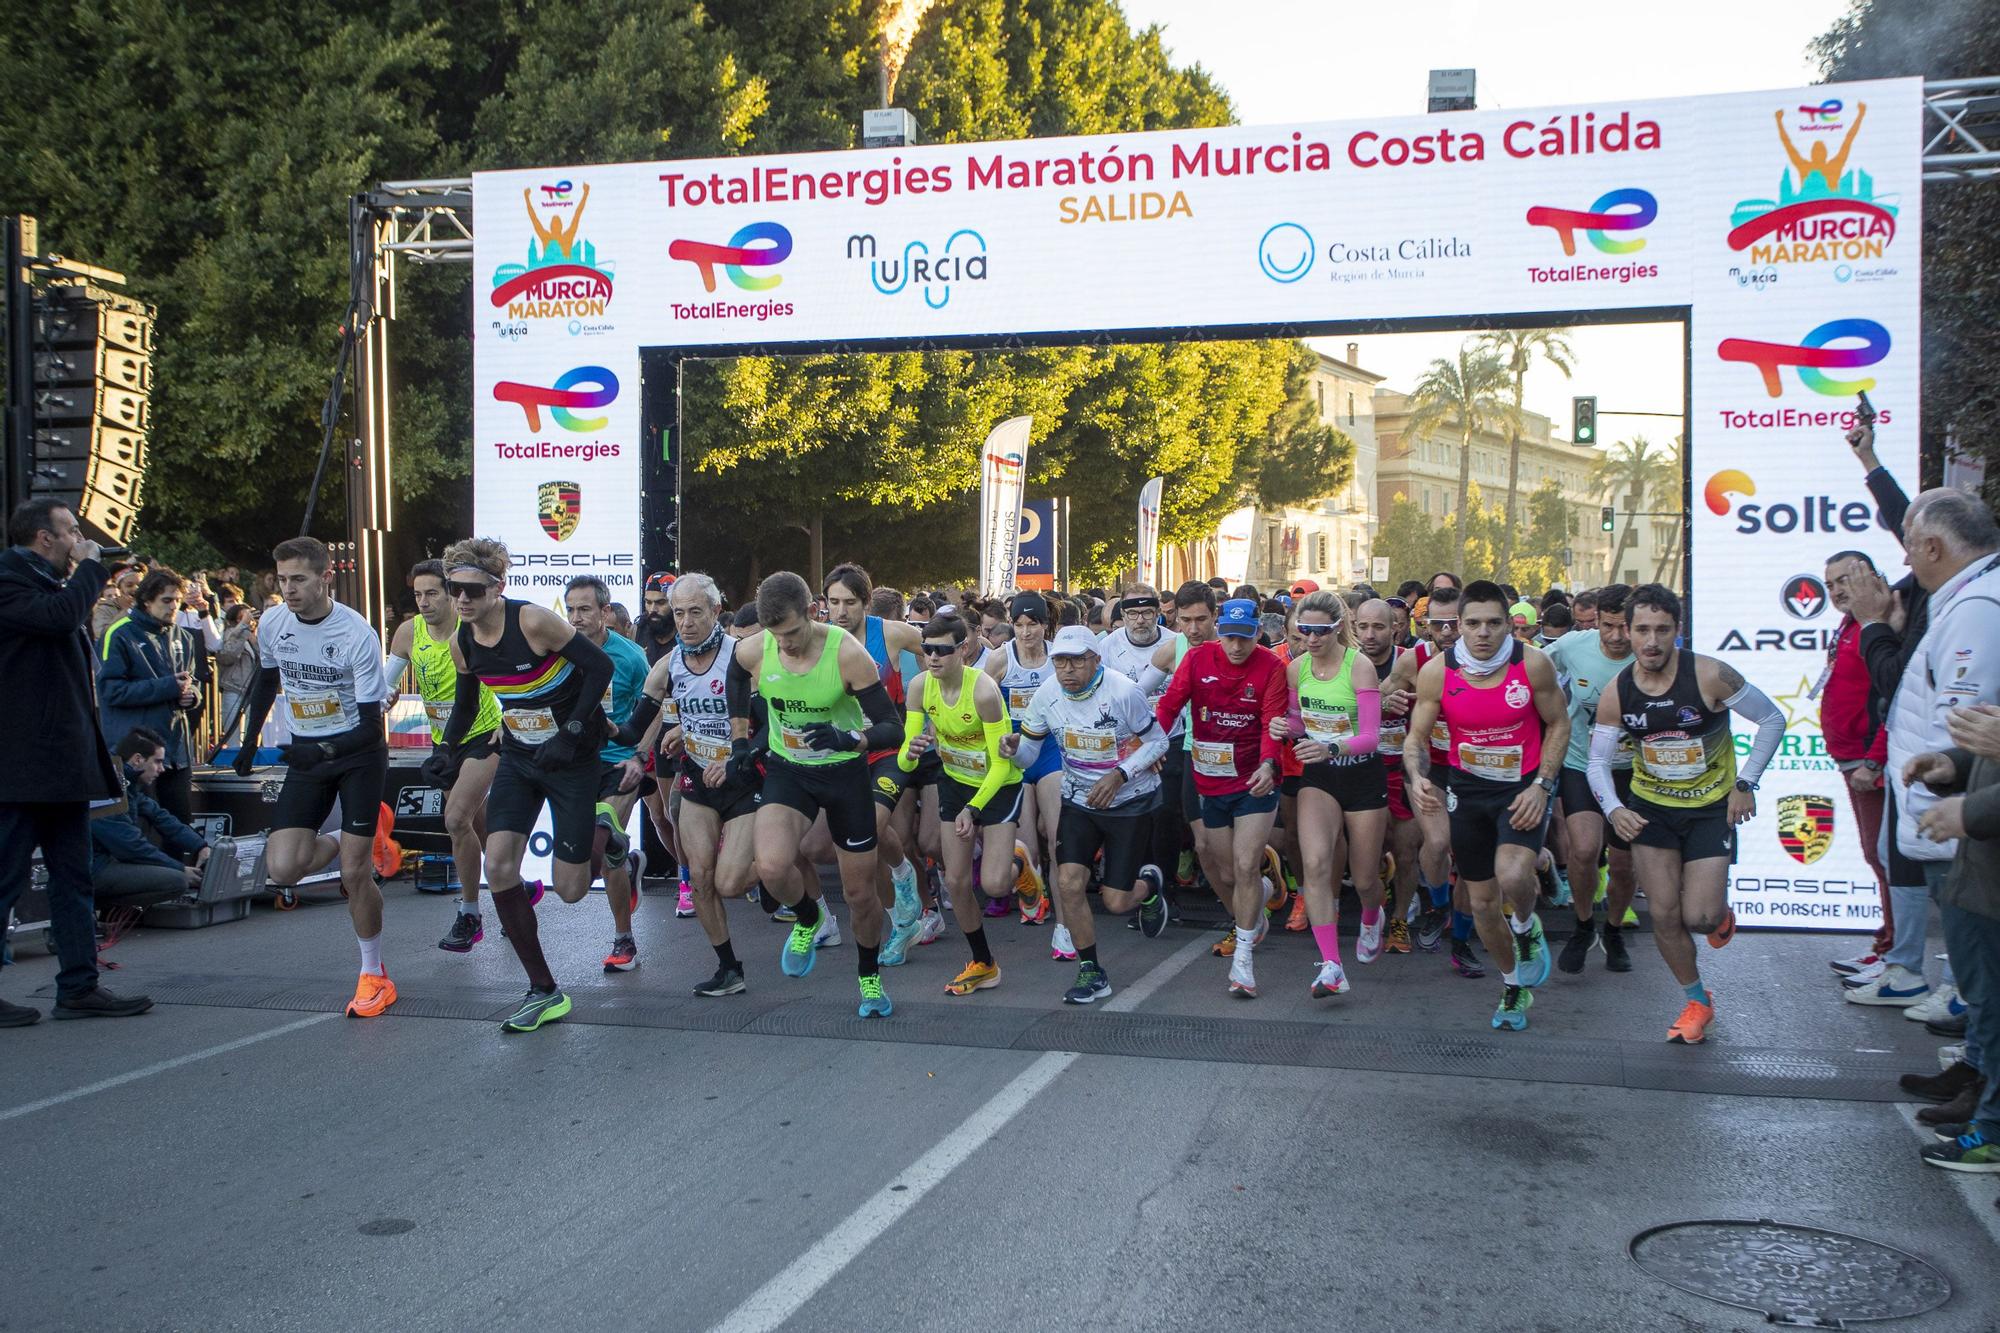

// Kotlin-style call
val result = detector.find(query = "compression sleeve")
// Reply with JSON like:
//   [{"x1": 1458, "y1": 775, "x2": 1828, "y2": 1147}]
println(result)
[
  {"x1": 321, "y1": 701, "x2": 385, "y2": 759},
  {"x1": 439, "y1": 669, "x2": 481, "y2": 747},
  {"x1": 553, "y1": 632, "x2": 613, "y2": 729},
  {"x1": 854, "y1": 680, "x2": 901, "y2": 751},
  {"x1": 969, "y1": 717, "x2": 1015, "y2": 810},
  {"x1": 383, "y1": 656, "x2": 409, "y2": 699},
  {"x1": 1344, "y1": 688, "x2": 1381, "y2": 758},
  {"x1": 897, "y1": 710, "x2": 926, "y2": 773},
  {"x1": 1588, "y1": 724, "x2": 1627, "y2": 815},
  {"x1": 239, "y1": 667, "x2": 280, "y2": 752},
  {"x1": 726, "y1": 652, "x2": 753, "y2": 721},
  {"x1": 616, "y1": 693, "x2": 664, "y2": 749},
  {"x1": 1013, "y1": 732, "x2": 1045, "y2": 770},
  {"x1": 1136, "y1": 663, "x2": 1169, "y2": 696},
  {"x1": 1118, "y1": 712, "x2": 1168, "y2": 783},
  {"x1": 1723, "y1": 681, "x2": 1787, "y2": 785}
]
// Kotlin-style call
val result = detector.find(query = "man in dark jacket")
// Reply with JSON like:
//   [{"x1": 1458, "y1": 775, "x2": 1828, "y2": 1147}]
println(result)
[
  {"x1": 0, "y1": 500, "x2": 153, "y2": 1025},
  {"x1": 97, "y1": 567, "x2": 203, "y2": 822},
  {"x1": 94, "y1": 728, "x2": 210, "y2": 906}
]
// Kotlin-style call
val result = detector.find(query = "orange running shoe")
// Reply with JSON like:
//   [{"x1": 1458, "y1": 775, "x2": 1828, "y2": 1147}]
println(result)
[
  {"x1": 1211, "y1": 931, "x2": 1236, "y2": 957},
  {"x1": 1667, "y1": 995, "x2": 1714, "y2": 1044},
  {"x1": 347, "y1": 970, "x2": 397, "y2": 1018},
  {"x1": 1706, "y1": 908, "x2": 1736, "y2": 950},
  {"x1": 1379, "y1": 850, "x2": 1397, "y2": 894},
  {"x1": 371, "y1": 803, "x2": 401, "y2": 878},
  {"x1": 1013, "y1": 843, "x2": 1046, "y2": 918},
  {"x1": 1263, "y1": 849, "x2": 1287, "y2": 912},
  {"x1": 1385, "y1": 918, "x2": 1413, "y2": 954},
  {"x1": 1285, "y1": 891, "x2": 1310, "y2": 931}
]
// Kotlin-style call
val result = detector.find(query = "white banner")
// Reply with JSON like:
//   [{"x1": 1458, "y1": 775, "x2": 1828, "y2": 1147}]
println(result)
[
  {"x1": 1137, "y1": 475, "x2": 1163, "y2": 587},
  {"x1": 1215, "y1": 505, "x2": 1255, "y2": 587},
  {"x1": 977, "y1": 416, "x2": 1031, "y2": 595},
  {"x1": 473, "y1": 78, "x2": 1923, "y2": 928}
]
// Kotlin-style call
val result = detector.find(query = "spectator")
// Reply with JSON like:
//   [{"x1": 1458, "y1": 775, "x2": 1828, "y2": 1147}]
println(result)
[
  {"x1": 0, "y1": 499, "x2": 153, "y2": 1024},
  {"x1": 1822, "y1": 550, "x2": 1894, "y2": 958},
  {"x1": 92, "y1": 564, "x2": 141, "y2": 643},
  {"x1": 92, "y1": 728, "x2": 210, "y2": 909},
  {"x1": 178, "y1": 574, "x2": 224, "y2": 652},
  {"x1": 215, "y1": 603, "x2": 259, "y2": 747},
  {"x1": 97, "y1": 568, "x2": 203, "y2": 822},
  {"x1": 216, "y1": 582, "x2": 245, "y2": 615}
]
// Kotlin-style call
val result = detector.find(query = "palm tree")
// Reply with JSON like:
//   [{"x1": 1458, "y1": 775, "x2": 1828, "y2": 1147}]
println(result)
[
  {"x1": 1591, "y1": 435, "x2": 1678, "y2": 585},
  {"x1": 1404, "y1": 342, "x2": 1513, "y2": 556},
  {"x1": 1480, "y1": 328, "x2": 1574, "y2": 578}
]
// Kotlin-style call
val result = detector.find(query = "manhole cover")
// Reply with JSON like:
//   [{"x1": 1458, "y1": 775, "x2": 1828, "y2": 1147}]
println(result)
[{"x1": 1630, "y1": 1219, "x2": 1950, "y2": 1327}]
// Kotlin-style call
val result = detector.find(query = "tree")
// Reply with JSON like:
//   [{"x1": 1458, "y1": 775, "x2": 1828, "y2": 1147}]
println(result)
[
  {"x1": 1255, "y1": 344, "x2": 1357, "y2": 510},
  {"x1": 1591, "y1": 434, "x2": 1679, "y2": 583},
  {"x1": 1402, "y1": 342, "x2": 1513, "y2": 557},
  {"x1": 1478, "y1": 328, "x2": 1573, "y2": 579},
  {"x1": 1373, "y1": 494, "x2": 1458, "y2": 593},
  {"x1": 1513, "y1": 479, "x2": 1578, "y2": 595}
]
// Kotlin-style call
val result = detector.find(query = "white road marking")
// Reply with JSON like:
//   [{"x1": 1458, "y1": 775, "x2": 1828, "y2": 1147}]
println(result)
[
  {"x1": 0, "y1": 1012, "x2": 339, "y2": 1124},
  {"x1": 1894, "y1": 1102, "x2": 2000, "y2": 1251},
  {"x1": 709, "y1": 932, "x2": 1211, "y2": 1333}
]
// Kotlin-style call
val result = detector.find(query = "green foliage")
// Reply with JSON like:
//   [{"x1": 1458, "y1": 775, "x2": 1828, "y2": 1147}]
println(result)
[
  {"x1": 1376, "y1": 477, "x2": 1581, "y2": 595},
  {"x1": 1477, "y1": 327, "x2": 1572, "y2": 579},
  {"x1": 1402, "y1": 343, "x2": 1515, "y2": 556}
]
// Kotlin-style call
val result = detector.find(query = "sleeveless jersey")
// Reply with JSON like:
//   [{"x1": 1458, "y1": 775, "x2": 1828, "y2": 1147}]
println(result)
[
  {"x1": 921, "y1": 666, "x2": 1014, "y2": 788},
  {"x1": 1000, "y1": 639, "x2": 1053, "y2": 725},
  {"x1": 1297, "y1": 646, "x2": 1372, "y2": 768},
  {"x1": 1439, "y1": 640, "x2": 1541, "y2": 785},
  {"x1": 1415, "y1": 640, "x2": 1453, "y2": 760},
  {"x1": 1615, "y1": 651, "x2": 1737, "y2": 809},
  {"x1": 862, "y1": 615, "x2": 905, "y2": 707},
  {"x1": 667, "y1": 638, "x2": 734, "y2": 770},
  {"x1": 1372, "y1": 646, "x2": 1409, "y2": 757},
  {"x1": 760, "y1": 624, "x2": 864, "y2": 766},
  {"x1": 412, "y1": 615, "x2": 499, "y2": 743},
  {"x1": 459, "y1": 600, "x2": 590, "y2": 753}
]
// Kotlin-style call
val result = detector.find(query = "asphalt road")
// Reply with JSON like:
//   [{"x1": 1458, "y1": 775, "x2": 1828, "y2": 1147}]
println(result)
[{"x1": 3, "y1": 878, "x2": 1995, "y2": 1332}]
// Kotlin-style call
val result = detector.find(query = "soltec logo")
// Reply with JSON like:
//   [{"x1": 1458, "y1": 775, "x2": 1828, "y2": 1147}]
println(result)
[
  {"x1": 1703, "y1": 470, "x2": 1875, "y2": 535},
  {"x1": 668, "y1": 222, "x2": 791, "y2": 293},
  {"x1": 1704, "y1": 469, "x2": 1755, "y2": 516},
  {"x1": 492, "y1": 366, "x2": 619, "y2": 432},
  {"x1": 1524, "y1": 188, "x2": 1656, "y2": 257},
  {"x1": 1716, "y1": 318, "x2": 1890, "y2": 398},
  {"x1": 491, "y1": 185, "x2": 614, "y2": 320},
  {"x1": 1782, "y1": 573, "x2": 1828, "y2": 620},
  {"x1": 847, "y1": 230, "x2": 989, "y2": 308},
  {"x1": 1728, "y1": 101, "x2": 1896, "y2": 265}
]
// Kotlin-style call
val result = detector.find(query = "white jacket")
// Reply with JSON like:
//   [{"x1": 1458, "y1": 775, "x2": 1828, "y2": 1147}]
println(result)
[{"x1": 1888, "y1": 553, "x2": 2000, "y2": 860}]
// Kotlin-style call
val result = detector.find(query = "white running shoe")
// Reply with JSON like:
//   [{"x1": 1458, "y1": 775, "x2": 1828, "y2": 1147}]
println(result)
[
  {"x1": 1311, "y1": 959, "x2": 1350, "y2": 998},
  {"x1": 1050, "y1": 923, "x2": 1077, "y2": 961},
  {"x1": 1830, "y1": 950, "x2": 1883, "y2": 976},
  {"x1": 1228, "y1": 945, "x2": 1257, "y2": 998},
  {"x1": 915, "y1": 907, "x2": 946, "y2": 946},
  {"x1": 1905, "y1": 983, "x2": 1960, "y2": 1023},
  {"x1": 814, "y1": 908, "x2": 842, "y2": 949},
  {"x1": 1840, "y1": 959, "x2": 1888, "y2": 987},
  {"x1": 1357, "y1": 916, "x2": 1385, "y2": 964},
  {"x1": 1843, "y1": 964, "x2": 1930, "y2": 1007}
]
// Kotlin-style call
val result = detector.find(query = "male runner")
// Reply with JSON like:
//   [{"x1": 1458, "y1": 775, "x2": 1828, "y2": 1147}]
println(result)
[
  {"x1": 1543, "y1": 583, "x2": 1640, "y2": 974},
  {"x1": 563, "y1": 576, "x2": 654, "y2": 972},
  {"x1": 823, "y1": 565, "x2": 927, "y2": 964},
  {"x1": 1140, "y1": 582, "x2": 1222, "y2": 921},
  {"x1": 1405, "y1": 581, "x2": 1569, "y2": 1032},
  {"x1": 1099, "y1": 584, "x2": 1177, "y2": 928},
  {"x1": 1155, "y1": 598, "x2": 1287, "y2": 997},
  {"x1": 1589, "y1": 583, "x2": 1786, "y2": 1044},
  {"x1": 986, "y1": 591, "x2": 1059, "y2": 932},
  {"x1": 234, "y1": 537, "x2": 392, "y2": 1015},
  {"x1": 728, "y1": 572, "x2": 904, "y2": 1018},
  {"x1": 434, "y1": 538, "x2": 615, "y2": 1033},
  {"x1": 1006, "y1": 625, "x2": 1169, "y2": 1002},
  {"x1": 1354, "y1": 598, "x2": 1423, "y2": 949},
  {"x1": 383, "y1": 559, "x2": 502, "y2": 953}
]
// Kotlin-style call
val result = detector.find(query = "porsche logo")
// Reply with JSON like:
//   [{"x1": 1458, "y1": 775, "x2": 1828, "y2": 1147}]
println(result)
[
  {"x1": 538, "y1": 480, "x2": 580, "y2": 542},
  {"x1": 1777, "y1": 792, "x2": 1835, "y2": 865}
]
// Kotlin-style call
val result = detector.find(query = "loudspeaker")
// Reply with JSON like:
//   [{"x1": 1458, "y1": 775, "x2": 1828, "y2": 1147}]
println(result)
[{"x1": 28, "y1": 287, "x2": 155, "y2": 545}]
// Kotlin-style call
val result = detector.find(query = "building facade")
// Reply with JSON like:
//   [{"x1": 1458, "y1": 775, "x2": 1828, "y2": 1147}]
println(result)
[{"x1": 1243, "y1": 346, "x2": 1385, "y2": 591}]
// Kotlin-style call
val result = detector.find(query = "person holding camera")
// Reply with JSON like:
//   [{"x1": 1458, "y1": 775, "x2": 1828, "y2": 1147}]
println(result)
[
  {"x1": 97, "y1": 566, "x2": 205, "y2": 823},
  {"x1": 93, "y1": 728, "x2": 211, "y2": 908}
]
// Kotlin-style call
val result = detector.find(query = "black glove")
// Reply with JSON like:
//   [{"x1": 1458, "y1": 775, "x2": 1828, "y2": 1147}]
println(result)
[
  {"x1": 536, "y1": 728, "x2": 584, "y2": 770},
  {"x1": 800, "y1": 722, "x2": 859, "y2": 753},
  {"x1": 420, "y1": 746, "x2": 458, "y2": 790},
  {"x1": 232, "y1": 746, "x2": 257, "y2": 777},
  {"x1": 725, "y1": 737, "x2": 759, "y2": 788},
  {"x1": 283, "y1": 740, "x2": 333, "y2": 772}
]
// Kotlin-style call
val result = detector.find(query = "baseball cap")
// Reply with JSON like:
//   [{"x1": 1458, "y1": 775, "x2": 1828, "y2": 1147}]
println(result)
[
  {"x1": 1509, "y1": 600, "x2": 1539, "y2": 627},
  {"x1": 1217, "y1": 598, "x2": 1260, "y2": 638},
  {"x1": 1289, "y1": 579, "x2": 1320, "y2": 596},
  {"x1": 1048, "y1": 625, "x2": 1100, "y2": 658}
]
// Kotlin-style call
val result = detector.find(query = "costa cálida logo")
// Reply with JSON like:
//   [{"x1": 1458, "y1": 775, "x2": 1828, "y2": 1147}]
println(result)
[
  {"x1": 1776, "y1": 793, "x2": 1835, "y2": 865},
  {"x1": 538, "y1": 481, "x2": 581, "y2": 542},
  {"x1": 492, "y1": 182, "x2": 615, "y2": 321},
  {"x1": 1728, "y1": 100, "x2": 1897, "y2": 266}
]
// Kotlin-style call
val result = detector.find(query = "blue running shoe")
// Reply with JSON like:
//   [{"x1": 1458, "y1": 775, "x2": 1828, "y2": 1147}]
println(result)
[
  {"x1": 858, "y1": 974, "x2": 893, "y2": 1018},
  {"x1": 1515, "y1": 914, "x2": 1552, "y2": 989},
  {"x1": 879, "y1": 909, "x2": 923, "y2": 967},
  {"x1": 781, "y1": 918, "x2": 819, "y2": 977},
  {"x1": 1492, "y1": 984, "x2": 1533, "y2": 1031}
]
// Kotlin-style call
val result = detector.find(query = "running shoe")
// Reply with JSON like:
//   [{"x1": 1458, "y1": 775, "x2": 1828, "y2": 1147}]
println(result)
[
  {"x1": 1357, "y1": 915, "x2": 1385, "y2": 964},
  {"x1": 676, "y1": 884, "x2": 696, "y2": 918},
  {"x1": 1311, "y1": 959, "x2": 1350, "y2": 998},
  {"x1": 438, "y1": 911, "x2": 483, "y2": 953},
  {"x1": 1535, "y1": 854, "x2": 1562, "y2": 907},
  {"x1": 891, "y1": 861, "x2": 922, "y2": 930},
  {"x1": 879, "y1": 908, "x2": 923, "y2": 967},
  {"x1": 502, "y1": 987, "x2": 571, "y2": 1032},
  {"x1": 1514, "y1": 914, "x2": 1552, "y2": 988},
  {"x1": 1667, "y1": 995, "x2": 1715, "y2": 1044},
  {"x1": 346, "y1": 971, "x2": 397, "y2": 1018},
  {"x1": 1415, "y1": 906, "x2": 1449, "y2": 953},
  {"x1": 1212, "y1": 931, "x2": 1236, "y2": 957},
  {"x1": 915, "y1": 907, "x2": 946, "y2": 945},
  {"x1": 1601, "y1": 924, "x2": 1633, "y2": 973},
  {"x1": 781, "y1": 919, "x2": 819, "y2": 977},
  {"x1": 1844, "y1": 965, "x2": 1931, "y2": 1007},
  {"x1": 526, "y1": 879, "x2": 546, "y2": 908},
  {"x1": 814, "y1": 908, "x2": 842, "y2": 949},
  {"x1": 1138, "y1": 892, "x2": 1170, "y2": 939},
  {"x1": 1064, "y1": 961, "x2": 1112, "y2": 1004},
  {"x1": 983, "y1": 894, "x2": 1012, "y2": 919},
  {"x1": 1285, "y1": 891, "x2": 1310, "y2": 932},
  {"x1": 1557, "y1": 919, "x2": 1596, "y2": 975},
  {"x1": 1922, "y1": 1130, "x2": 2000, "y2": 1173},
  {"x1": 626, "y1": 847, "x2": 646, "y2": 892},
  {"x1": 1385, "y1": 918, "x2": 1413, "y2": 954},
  {"x1": 1050, "y1": 923, "x2": 1078, "y2": 961},
  {"x1": 773, "y1": 902, "x2": 798, "y2": 924},
  {"x1": 1930, "y1": 1122, "x2": 1973, "y2": 1143},
  {"x1": 1449, "y1": 937, "x2": 1485, "y2": 979},
  {"x1": 1013, "y1": 844, "x2": 1047, "y2": 919},
  {"x1": 1550, "y1": 869, "x2": 1573, "y2": 908},
  {"x1": 1830, "y1": 950, "x2": 1883, "y2": 976},
  {"x1": 602, "y1": 935, "x2": 639, "y2": 973},
  {"x1": 1841, "y1": 959, "x2": 1889, "y2": 987},
  {"x1": 370, "y1": 804, "x2": 401, "y2": 878},
  {"x1": 1263, "y1": 849, "x2": 1287, "y2": 912},
  {"x1": 1492, "y1": 984, "x2": 1533, "y2": 1031},
  {"x1": 1705, "y1": 907, "x2": 1736, "y2": 950},
  {"x1": 857, "y1": 974, "x2": 893, "y2": 1019},
  {"x1": 1228, "y1": 947, "x2": 1257, "y2": 998},
  {"x1": 1905, "y1": 984, "x2": 1961, "y2": 1024},
  {"x1": 944, "y1": 960, "x2": 1001, "y2": 995},
  {"x1": 692, "y1": 964, "x2": 746, "y2": 997},
  {"x1": 1380, "y1": 851, "x2": 1398, "y2": 896},
  {"x1": 1020, "y1": 892, "x2": 1050, "y2": 926},
  {"x1": 1175, "y1": 849, "x2": 1196, "y2": 884},
  {"x1": 598, "y1": 804, "x2": 630, "y2": 868}
]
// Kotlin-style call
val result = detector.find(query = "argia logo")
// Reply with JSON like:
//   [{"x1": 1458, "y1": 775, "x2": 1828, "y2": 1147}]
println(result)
[
  {"x1": 1782, "y1": 573, "x2": 1828, "y2": 620},
  {"x1": 492, "y1": 366, "x2": 619, "y2": 432},
  {"x1": 1525, "y1": 189, "x2": 1656, "y2": 257},
  {"x1": 1728, "y1": 101, "x2": 1896, "y2": 265},
  {"x1": 668, "y1": 222, "x2": 791, "y2": 293},
  {"x1": 1717, "y1": 318, "x2": 1890, "y2": 397},
  {"x1": 491, "y1": 185, "x2": 614, "y2": 320}
]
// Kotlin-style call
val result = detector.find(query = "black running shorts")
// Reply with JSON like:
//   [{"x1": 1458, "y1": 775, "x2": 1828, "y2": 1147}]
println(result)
[
  {"x1": 1558, "y1": 766, "x2": 1634, "y2": 851},
  {"x1": 760, "y1": 755, "x2": 878, "y2": 852},
  {"x1": 1058, "y1": 795, "x2": 1157, "y2": 890},
  {"x1": 1444, "y1": 768, "x2": 1551, "y2": 882},
  {"x1": 1628, "y1": 793, "x2": 1735, "y2": 863},
  {"x1": 1294, "y1": 757, "x2": 1389, "y2": 812},
  {"x1": 272, "y1": 747, "x2": 389, "y2": 838},
  {"x1": 937, "y1": 774, "x2": 1023, "y2": 827},
  {"x1": 487, "y1": 750, "x2": 599, "y2": 862}
]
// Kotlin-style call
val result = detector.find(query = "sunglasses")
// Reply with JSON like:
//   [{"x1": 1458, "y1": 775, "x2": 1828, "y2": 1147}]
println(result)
[
  {"x1": 920, "y1": 642, "x2": 958, "y2": 657},
  {"x1": 447, "y1": 580, "x2": 493, "y2": 600},
  {"x1": 1427, "y1": 617, "x2": 1459, "y2": 630},
  {"x1": 1297, "y1": 622, "x2": 1340, "y2": 635}
]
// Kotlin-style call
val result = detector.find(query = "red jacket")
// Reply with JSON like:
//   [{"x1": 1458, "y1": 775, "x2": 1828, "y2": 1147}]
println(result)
[
  {"x1": 1157, "y1": 638, "x2": 1287, "y2": 795},
  {"x1": 1820, "y1": 616, "x2": 1887, "y2": 764}
]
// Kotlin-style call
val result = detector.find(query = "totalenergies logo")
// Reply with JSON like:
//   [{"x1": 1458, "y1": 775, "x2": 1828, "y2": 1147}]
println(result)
[
  {"x1": 1704, "y1": 470, "x2": 1755, "y2": 516},
  {"x1": 1525, "y1": 188, "x2": 1656, "y2": 257},
  {"x1": 492, "y1": 366, "x2": 619, "y2": 432},
  {"x1": 1717, "y1": 318, "x2": 1890, "y2": 398},
  {"x1": 491, "y1": 184, "x2": 615, "y2": 320},
  {"x1": 1728, "y1": 101, "x2": 1896, "y2": 264},
  {"x1": 668, "y1": 222, "x2": 791, "y2": 293}
]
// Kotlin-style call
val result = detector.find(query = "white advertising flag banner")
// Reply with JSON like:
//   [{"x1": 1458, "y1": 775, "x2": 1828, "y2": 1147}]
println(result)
[
  {"x1": 1215, "y1": 506, "x2": 1255, "y2": 587},
  {"x1": 475, "y1": 78, "x2": 1922, "y2": 928},
  {"x1": 1137, "y1": 475, "x2": 1164, "y2": 586},
  {"x1": 977, "y1": 416, "x2": 1031, "y2": 595}
]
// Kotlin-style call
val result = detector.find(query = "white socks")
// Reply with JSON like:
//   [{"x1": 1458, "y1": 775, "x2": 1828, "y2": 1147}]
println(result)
[{"x1": 357, "y1": 932, "x2": 384, "y2": 976}]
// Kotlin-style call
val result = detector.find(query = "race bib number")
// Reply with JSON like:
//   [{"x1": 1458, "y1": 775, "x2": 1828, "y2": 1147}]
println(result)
[
  {"x1": 422, "y1": 700, "x2": 453, "y2": 734},
  {"x1": 1640, "y1": 735, "x2": 1705, "y2": 782},
  {"x1": 1378, "y1": 716, "x2": 1409, "y2": 754},
  {"x1": 1430, "y1": 718, "x2": 1451, "y2": 750},
  {"x1": 1193, "y1": 739, "x2": 1237, "y2": 778},
  {"x1": 1301, "y1": 707, "x2": 1354, "y2": 746},
  {"x1": 502, "y1": 707, "x2": 558, "y2": 745},
  {"x1": 1007, "y1": 686, "x2": 1036, "y2": 720},
  {"x1": 1061, "y1": 726, "x2": 1117, "y2": 764},
  {"x1": 777, "y1": 722, "x2": 836, "y2": 763},
  {"x1": 286, "y1": 690, "x2": 346, "y2": 737},
  {"x1": 1456, "y1": 742, "x2": 1524, "y2": 783},
  {"x1": 685, "y1": 732, "x2": 730, "y2": 765},
  {"x1": 939, "y1": 742, "x2": 988, "y2": 776}
]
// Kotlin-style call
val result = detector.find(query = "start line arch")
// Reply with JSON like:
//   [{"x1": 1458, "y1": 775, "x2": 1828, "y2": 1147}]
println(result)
[{"x1": 458, "y1": 76, "x2": 1921, "y2": 929}]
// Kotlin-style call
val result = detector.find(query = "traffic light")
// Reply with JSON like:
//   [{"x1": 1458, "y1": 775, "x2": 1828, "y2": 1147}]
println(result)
[
  {"x1": 1572, "y1": 395, "x2": 1598, "y2": 445},
  {"x1": 1600, "y1": 506, "x2": 1615, "y2": 532},
  {"x1": 28, "y1": 283, "x2": 153, "y2": 544}
]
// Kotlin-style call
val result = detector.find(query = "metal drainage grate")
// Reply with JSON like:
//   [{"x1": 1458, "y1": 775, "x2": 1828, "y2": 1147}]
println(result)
[{"x1": 1629, "y1": 1219, "x2": 1951, "y2": 1328}]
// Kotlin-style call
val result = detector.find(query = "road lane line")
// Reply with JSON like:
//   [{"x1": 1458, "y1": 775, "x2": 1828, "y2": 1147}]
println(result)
[
  {"x1": 709, "y1": 932, "x2": 1211, "y2": 1333},
  {"x1": 0, "y1": 1012, "x2": 339, "y2": 1124}
]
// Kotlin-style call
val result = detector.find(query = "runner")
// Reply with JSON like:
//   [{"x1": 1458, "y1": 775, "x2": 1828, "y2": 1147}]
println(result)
[
  {"x1": 1404, "y1": 580, "x2": 1569, "y2": 1032},
  {"x1": 728, "y1": 572, "x2": 905, "y2": 1018},
  {"x1": 1589, "y1": 583, "x2": 1786, "y2": 1044},
  {"x1": 563, "y1": 576, "x2": 655, "y2": 973},
  {"x1": 1139, "y1": 581, "x2": 1223, "y2": 926},
  {"x1": 1099, "y1": 584, "x2": 1180, "y2": 933},
  {"x1": 823, "y1": 565, "x2": 928, "y2": 965},
  {"x1": 233, "y1": 536, "x2": 392, "y2": 1016},
  {"x1": 984, "y1": 592, "x2": 1059, "y2": 938},
  {"x1": 384, "y1": 559, "x2": 501, "y2": 953},
  {"x1": 1155, "y1": 598, "x2": 1287, "y2": 998},
  {"x1": 897, "y1": 609, "x2": 1022, "y2": 995},
  {"x1": 1274, "y1": 591, "x2": 1386, "y2": 998},
  {"x1": 1354, "y1": 598, "x2": 1423, "y2": 952},
  {"x1": 1542, "y1": 583, "x2": 1640, "y2": 974},
  {"x1": 434, "y1": 538, "x2": 616, "y2": 1033}
]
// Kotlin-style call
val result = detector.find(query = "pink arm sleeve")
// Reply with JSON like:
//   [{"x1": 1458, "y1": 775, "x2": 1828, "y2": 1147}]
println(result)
[{"x1": 1346, "y1": 688, "x2": 1380, "y2": 756}]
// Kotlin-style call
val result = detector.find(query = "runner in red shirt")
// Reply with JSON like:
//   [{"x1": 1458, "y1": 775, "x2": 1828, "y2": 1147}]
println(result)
[{"x1": 1155, "y1": 599, "x2": 1288, "y2": 997}]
